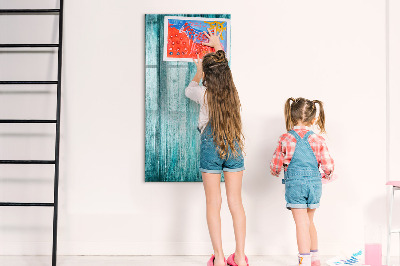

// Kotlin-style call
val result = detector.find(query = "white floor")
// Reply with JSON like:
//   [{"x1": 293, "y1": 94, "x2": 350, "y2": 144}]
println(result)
[
  {"x1": 0, "y1": 256, "x2": 325, "y2": 266},
  {"x1": 0, "y1": 256, "x2": 397, "y2": 266}
]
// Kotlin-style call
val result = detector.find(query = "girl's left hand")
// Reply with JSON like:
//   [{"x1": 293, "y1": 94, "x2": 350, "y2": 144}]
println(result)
[
  {"x1": 193, "y1": 54, "x2": 202, "y2": 73},
  {"x1": 192, "y1": 54, "x2": 203, "y2": 83},
  {"x1": 270, "y1": 169, "x2": 278, "y2": 177}
]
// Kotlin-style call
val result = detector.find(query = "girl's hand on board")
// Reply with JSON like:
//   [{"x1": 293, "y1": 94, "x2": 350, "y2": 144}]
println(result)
[
  {"x1": 202, "y1": 28, "x2": 223, "y2": 51},
  {"x1": 192, "y1": 54, "x2": 203, "y2": 83}
]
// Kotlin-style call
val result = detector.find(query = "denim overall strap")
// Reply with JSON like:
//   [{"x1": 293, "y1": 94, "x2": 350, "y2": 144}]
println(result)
[
  {"x1": 283, "y1": 130, "x2": 321, "y2": 182},
  {"x1": 289, "y1": 130, "x2": 302, "y2": 142},
  {"x1": 201, "y1": 123, "x2": 212, "y2": 137},
  {"x1": 303, "y1": 131, "x2": 314, "y2": 141}
]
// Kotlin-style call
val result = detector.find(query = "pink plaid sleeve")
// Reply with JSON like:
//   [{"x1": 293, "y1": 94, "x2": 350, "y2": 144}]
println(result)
[
  {"x1": 317, "y1": 136, "x2": 335, "y2": 179},
  {"x1": 270, "y1": 135, "x2": 286, "y2": 176}
]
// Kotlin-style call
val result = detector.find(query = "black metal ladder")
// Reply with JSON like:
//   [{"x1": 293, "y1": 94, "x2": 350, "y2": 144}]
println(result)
[{"x1": 0, "y1": 2, "x2": 64, "y2": 266}]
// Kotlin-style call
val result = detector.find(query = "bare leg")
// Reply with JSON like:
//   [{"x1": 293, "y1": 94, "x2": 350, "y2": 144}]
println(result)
[
  {"x1": 307, "y1": 209, "x2": 318, "y2": 251},
  {"x1": 225, "y1": 171, "x2": 247, "y2": 266},
  {"x1": 202, "y1": 172, "x2": 225, "y2": 266},
  {"x1": 292, "y1": 208, "x2": 311, "y2": 254}
]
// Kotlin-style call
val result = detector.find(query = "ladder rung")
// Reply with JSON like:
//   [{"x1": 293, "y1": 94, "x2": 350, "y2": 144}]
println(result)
[
  {"x1": 0, "y1": 119, "x2": 56, "y2": 123},
  {"x1": 0, "y1": 160, "x2": 55, "y2": 164},
  {"x1": 0, "y1": 44, "x2": 59, "y2": 48},
  {"x1": 0, "y1": 202, "x2": 54, "y2": 207},
  {"x1": 0, "y1": 81, "x2": 58, "y2": 84},
  {"x1": 391, "y1": 229, "x2": 400, "y2": 233},
  {"x1": 0, "y1": 9, "x2": 60, "y2": 14}
]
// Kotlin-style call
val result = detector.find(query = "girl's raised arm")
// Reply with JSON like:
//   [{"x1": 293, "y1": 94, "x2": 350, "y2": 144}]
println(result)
[
  {"x1": 185, "y1": 55, "x2": 205, "y2": 104},
  {"x1": 192, "y1": 54, "x2": 203, "y2": 83}
]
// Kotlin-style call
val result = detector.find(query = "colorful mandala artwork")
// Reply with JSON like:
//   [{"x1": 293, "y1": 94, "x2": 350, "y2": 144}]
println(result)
[{"x1": 163, "y1": 16, "x2": 230, "y2": 62}]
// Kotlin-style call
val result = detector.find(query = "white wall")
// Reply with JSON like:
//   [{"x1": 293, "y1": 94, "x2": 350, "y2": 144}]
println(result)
[
  {"x1": 0, "y1": 0, "x2": 389, "y2": 256},
  {"x1": 388, "y1": 0, "x2": 400, "y2": 258}
]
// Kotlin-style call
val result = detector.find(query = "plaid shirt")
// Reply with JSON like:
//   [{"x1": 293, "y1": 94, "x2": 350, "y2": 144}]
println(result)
[{"x1": 270, "y1": 126, "x2": 334, "y2": 179}]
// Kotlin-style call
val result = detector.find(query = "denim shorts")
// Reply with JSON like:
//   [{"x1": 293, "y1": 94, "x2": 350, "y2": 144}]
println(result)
[
  {"x1": 199, "y1": 126, "x2": 245, "y2": 174},
  {"x1": 285, "y1": 178, "x2": 322, "y2": 209}
]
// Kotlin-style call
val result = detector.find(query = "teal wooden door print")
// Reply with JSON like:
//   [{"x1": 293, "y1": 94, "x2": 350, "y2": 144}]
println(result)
[{"x1": 145, "y1": 14, "x2": 231, "y2": 182}]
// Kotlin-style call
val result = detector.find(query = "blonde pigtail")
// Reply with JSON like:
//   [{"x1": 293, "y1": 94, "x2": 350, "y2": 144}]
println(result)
[
  {"x1": 313, "y1": 100, "x2": 326, "y2": 133},
  {"x1": 285, "y1": 98, "x2": 295, "y2": 131}
]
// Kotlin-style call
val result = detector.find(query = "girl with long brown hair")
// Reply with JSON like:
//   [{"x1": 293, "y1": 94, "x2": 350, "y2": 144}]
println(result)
[
  {"x1": 270, "y1": 98, "x2": 335, "y2": 266},
  {"x1": 185, "y1": 29, "x2": 248, "y2": 266}
]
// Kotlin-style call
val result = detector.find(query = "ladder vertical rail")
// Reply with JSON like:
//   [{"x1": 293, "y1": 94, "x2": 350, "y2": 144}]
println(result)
[{"x1": 52, "y1": 0, "x2": 63, "y2": 265}]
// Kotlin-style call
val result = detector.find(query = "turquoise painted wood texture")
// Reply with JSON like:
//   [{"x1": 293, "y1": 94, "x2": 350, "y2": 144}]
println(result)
[{"x1": 145, "y1": 14, "x2": 231, "y2": 182}]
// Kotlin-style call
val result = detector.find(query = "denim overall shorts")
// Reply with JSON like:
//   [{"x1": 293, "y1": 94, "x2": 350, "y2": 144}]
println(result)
[
  {"x1": 199, "y1": 124, "x2": 245, "y2": 174},
  {"x1": 283, "y1": 130, "x2": 322, "y2": 210}
]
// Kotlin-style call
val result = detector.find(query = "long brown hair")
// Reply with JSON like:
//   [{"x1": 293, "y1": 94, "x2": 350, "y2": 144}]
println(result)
[
  {"x1": 202, "y1": 50, "x2": 244, "y2": 158},
  {"x1": 284, "y1": 97, "x2": 326, "y2": 133}
]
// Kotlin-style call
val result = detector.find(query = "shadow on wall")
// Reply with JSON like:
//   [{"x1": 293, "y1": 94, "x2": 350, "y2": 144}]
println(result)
[
  {"x1": 364, "y1": 194, "x2": 387, "y2": 247},
  {"x1": 169, "y1": 182, "x2": 207, "y2": 254},
  {"x1": 242, "y1": 114, "x2": 292, "y2": 254}
]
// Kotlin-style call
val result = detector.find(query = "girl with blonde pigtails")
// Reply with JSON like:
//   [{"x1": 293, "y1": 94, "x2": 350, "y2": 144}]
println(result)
[{"x1": 270, "y1": 98, "x2": 335, "y2": 266}]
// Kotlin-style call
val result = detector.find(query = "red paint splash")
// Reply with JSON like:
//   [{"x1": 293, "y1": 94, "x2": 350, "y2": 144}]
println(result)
[{"x1": 167, "y1": 26, "x2": 215, "y2": 59}]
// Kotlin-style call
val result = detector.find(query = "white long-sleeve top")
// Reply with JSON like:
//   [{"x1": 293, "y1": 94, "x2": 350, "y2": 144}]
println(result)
[{"x1": 185, "y1": 81, "x2": 209, "y2": 133}]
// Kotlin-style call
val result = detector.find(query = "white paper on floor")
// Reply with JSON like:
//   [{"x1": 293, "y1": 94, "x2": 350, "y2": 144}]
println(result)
[{"x1": 326, "y1": 249, "x2": 364, "y2": 266}]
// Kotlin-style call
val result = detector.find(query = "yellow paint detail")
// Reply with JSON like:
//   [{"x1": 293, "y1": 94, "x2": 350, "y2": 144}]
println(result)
[{"x1": 204, "y1": 21, "x2": 226, "y2": 40}]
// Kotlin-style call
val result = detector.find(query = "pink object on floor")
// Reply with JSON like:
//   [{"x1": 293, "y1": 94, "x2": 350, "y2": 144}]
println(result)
[
  {"x1": 365, "y1": 243, "x2": 382, "y2": 266},
  {"x1": 227, "y1": 253, "x2": 249, "y2": 266},
  {"x1": 311, "y1": 260, "x2": 321, "y2": 266},
  {"x1": 321, "y1": 173, "x2": 338, "y2": 184},
  {"x1": 207, "y1": 254, "x2": 227, "y2": 266},
  {"x1": 386, "y1": 181, "x2": 400, "y2": 187}
]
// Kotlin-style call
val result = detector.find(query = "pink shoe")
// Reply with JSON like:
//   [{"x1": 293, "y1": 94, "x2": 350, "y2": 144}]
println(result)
[
  {"x1": 311, "y1": 260, "x2": 321, "y2": 266},
  {"x1": 227, "y1": 253, "x2": 249, "y2": 266},
  {"x1": 207, "y1": 254, "x2": 227, "y2": 266}
]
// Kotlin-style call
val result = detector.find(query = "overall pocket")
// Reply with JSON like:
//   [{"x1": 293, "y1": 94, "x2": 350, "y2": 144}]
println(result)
[
  {"x1": 285, "y1": 180, "x2": 304, "y2": 202},
  {"x1": 312, "y1": 181, "x2": 322, "y2": 201}
]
